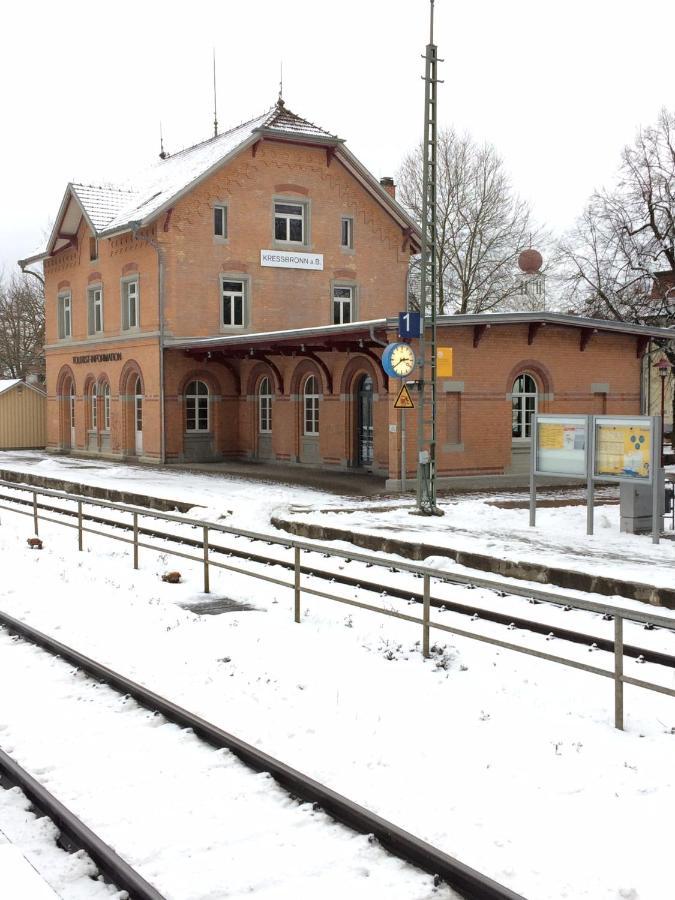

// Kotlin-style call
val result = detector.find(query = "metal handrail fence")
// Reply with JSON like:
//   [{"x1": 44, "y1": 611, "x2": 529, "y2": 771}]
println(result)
[{"x1": 1, "y1": 478, "x2": 673, "y2": 731}]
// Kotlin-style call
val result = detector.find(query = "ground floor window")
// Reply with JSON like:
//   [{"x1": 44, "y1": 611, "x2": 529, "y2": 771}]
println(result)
[
  {"x1": 90, "y1": 384, "x2": 98, "y2": 429},
  {"x1": 259, "y1": 376, "x2": 272, "y2": 433},
  {"x1": 186, "y1": 380, "x2": 209, "y2": 431},
  {"x1": 102, "y1": 383, "x2": 111, "y2": 431},
  {"x1": 303, "y1": 375, "x2": 319, "y2": 435}
]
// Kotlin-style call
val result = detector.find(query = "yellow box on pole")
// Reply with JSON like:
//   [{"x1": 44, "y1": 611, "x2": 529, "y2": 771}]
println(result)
[{"x1": 437, "y1": 347, "x2": 453, "y2": 377}]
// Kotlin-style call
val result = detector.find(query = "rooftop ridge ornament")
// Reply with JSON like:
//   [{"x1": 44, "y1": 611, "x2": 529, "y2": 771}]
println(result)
[{"x1": 213, "y1": 48, "x2": 219, "y2": 137}]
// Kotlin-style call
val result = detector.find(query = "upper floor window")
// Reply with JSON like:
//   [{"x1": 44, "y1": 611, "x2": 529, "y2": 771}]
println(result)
[
  {"x1": 512, "y1": 373, "x2": 537, "y2": 440},
  {"x1": 185, "y1": 380, "x2": 209, "y2": 432},
  {"x1": 333, "y1": 285, "x2": 354, "y2": 325},
  {"x1": 258, "y1": 376, "x2": 272, "y2": 434},
  {"x1": 122, "y1": 279, "x2": 139, "y2": 330},
  {"x1": 221, "y1": 278, "x2": 247, "y2": 328},
  {"x1": 57, "y1": 293, "x2": 72, "y2": 340},
  {"x1": 341, "y1": 217, "x2": 354, "y2": 249},
  {"x1": 89, "y1": 237, "x2": 98, "y2": 261},
  {"x1": 87, "y1": 286, "x2": 103, "y2": 335},
  {"x1": 274, "y1": 202, "x2": 305, "y2": 243},
  {"x1": 214, "y1": 205, "x2": 228, "y2": 238}
]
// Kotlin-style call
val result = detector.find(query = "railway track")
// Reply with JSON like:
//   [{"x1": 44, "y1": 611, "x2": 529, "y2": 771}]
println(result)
[
  {"x1": 0, "y1": 609, "x2": 523, "y2": 900},
  {"x1": 3, "y1": 488, "x2": 674, "y2": 671},
  {"x1": 0, "y1": 746, "x2": 163, "y2": 899}
]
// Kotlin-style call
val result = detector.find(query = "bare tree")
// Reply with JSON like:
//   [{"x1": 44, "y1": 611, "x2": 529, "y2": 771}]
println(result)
[
  {"x1": 398, "y1": 128, "x2": 538, "y2": 314},
  {"x1": 0, "y1": 273, "x2": 45, "y2": 379},
  {"x1": 558, "y1": 108, "x2": 675, "y2": 322},
  {"x1": 557, "y1": 107, "x2": 675, "y2": 441}
]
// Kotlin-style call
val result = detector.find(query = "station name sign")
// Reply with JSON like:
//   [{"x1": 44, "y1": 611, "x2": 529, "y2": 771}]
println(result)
[
  {"x1": 260, "y1": 249, "x2": 323, "y2": 271},
  {"x1": 72, "y1": 352, "x2": 123, "y2": 364}
]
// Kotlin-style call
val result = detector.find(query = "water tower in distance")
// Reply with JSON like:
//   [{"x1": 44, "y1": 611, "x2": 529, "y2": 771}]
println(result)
[{"x1": 515, "y1": 247, "x2": 546, "y2": 310}]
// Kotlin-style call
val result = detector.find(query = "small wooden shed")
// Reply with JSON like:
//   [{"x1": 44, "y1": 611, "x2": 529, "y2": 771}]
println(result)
[{"x1": 0, "y1": 380, "x2": 46, "y2": 449}]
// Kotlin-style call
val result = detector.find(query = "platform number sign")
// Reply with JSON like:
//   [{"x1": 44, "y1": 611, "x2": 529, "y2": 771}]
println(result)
[{"x1": 398, "y1": 311, "x2": 421, "y2": 339}]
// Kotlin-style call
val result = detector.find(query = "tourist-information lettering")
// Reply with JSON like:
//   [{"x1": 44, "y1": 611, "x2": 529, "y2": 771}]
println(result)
[
  {"x1": 72, "y1": 352, "x2": 122, "y2": 364},
  {"x1": 260, "y1": 249, "x2": 323, "y2": 270}
]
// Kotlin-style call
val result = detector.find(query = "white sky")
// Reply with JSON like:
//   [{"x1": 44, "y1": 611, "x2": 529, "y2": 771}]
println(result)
[{"x1": 3, "y1": 0, "x2": 674, "y2": 277}]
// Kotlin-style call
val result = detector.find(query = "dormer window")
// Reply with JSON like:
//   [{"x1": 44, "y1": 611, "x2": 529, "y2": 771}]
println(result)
[{"x1": 274, "y1": 202, "x2": 305, "y2": 243}]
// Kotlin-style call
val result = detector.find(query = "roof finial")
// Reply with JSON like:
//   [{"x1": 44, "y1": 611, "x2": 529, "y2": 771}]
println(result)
[
  {"x1": 159, "y1": 122, "x2": 167, "y2": 160},
  {"x1": 213, "y1": 48, "x2": 219, "y2": 137},
  {"x1": 277, "y1": 61, "x2": 284, "y2": 108}
]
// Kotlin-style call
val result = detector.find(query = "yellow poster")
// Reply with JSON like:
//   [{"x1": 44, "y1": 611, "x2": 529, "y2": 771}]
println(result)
[
  {"x1": 437, "y1": 347, "x2": 453, "y2": 377},
  {"x1": 595, "y1": 422, "x2": 651, "y2": 479},
  {"x1": 539, "y1": 423, "x2": 564, "y2": 450}
]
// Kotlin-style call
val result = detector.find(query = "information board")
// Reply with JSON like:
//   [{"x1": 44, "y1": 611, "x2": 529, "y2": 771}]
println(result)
[
  {"x1": 593, "y1": 416, "x2": 653, "y2": 482},
  {"x1": 534, "y1": 415, "x2": 588, "y2": 476}
]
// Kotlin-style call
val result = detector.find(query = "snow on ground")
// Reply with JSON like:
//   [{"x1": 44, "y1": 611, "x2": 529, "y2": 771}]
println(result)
[
  {"x1": 281, "y1": 492, "x2": 675, "y2": 589},
  {"x1": 0, "y1": 451, "x2": 672, "y2": 591},
  {"x1": 0, "y1": 495, "x2": 674, "y2": 899},
  {"x1": 0, "y1": 785, "x2": 118, "y2": 899}
]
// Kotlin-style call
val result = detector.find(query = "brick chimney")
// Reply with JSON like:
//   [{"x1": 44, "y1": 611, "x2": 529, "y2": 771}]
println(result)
[{"x1": 379, "y1": 176, "x2": 396, "y2": 199}]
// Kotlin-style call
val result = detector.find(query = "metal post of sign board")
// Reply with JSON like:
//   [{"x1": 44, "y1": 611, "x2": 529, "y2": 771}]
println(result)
[
  {"x1": 586, "y1": 414, "x2": 594, "y2": 536},
  {"x1": 653, "y1": 414, "x2": 662, "y2": 545},
  {"x1": 529, "y1": 424, "x2": 536, "y2": 527},
  {"x1": 400, "y1": 406, "x2": 407, "y2": 493}
]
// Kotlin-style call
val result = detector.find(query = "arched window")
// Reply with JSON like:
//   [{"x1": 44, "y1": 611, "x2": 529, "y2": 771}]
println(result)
[
  {"x1": 258, "y1": 376, "x2": 272, "y2": 434},
  {"x1": 512, "y1": 373, "x2": 537, "y2": 439},
  {"x1": 101, "y1": 383, "x2": 111, "y2": 431},
  {"x1": 185, "y1": 380, "x2": 209, "y2": 432},
  {"x1": 90, "y1": 383, "x2": 98, "y2": 430},
  {"x1": 303, "y1": 374, "x2": 320, "y2": 436}
]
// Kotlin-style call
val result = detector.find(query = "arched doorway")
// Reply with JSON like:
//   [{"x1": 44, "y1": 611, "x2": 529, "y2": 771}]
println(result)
[
  {"x1": 356, "y1": 374, "x2": 374, "y2": 468},
  {"x1": 257, "y1": 375, "x2": 273, "y2": 460},
  {"x1": 510, "y1": 373, "x2": 538, "y2": 473},
  {"x1": 68, "y1": 383, "x2": 76, "y2": 448},
  {"x1": 134, "y1": 376, "x2": 143, "y2": 456}
]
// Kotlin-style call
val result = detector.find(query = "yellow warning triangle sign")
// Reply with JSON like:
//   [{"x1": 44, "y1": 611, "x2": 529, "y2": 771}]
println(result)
[{"x1": 394, "y1": 383, "x2": 415, "y2": 409}]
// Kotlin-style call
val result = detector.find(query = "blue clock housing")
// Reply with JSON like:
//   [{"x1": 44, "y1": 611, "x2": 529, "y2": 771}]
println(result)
[{"x1": 381, "y1": 342, "x2": 413, "y2": 378}]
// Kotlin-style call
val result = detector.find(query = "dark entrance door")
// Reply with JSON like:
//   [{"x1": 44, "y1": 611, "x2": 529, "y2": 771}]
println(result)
[{"x1": 357, "y1": 375, "x2": 374, "y2": 467}]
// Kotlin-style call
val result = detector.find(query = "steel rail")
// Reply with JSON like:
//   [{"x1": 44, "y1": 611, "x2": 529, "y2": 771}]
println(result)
[
  {"x1": 0, "y1": 610, "x2": 524, "y2": 900},
  {"x1": 3, "y1": 487, "x2": 674, "y2": 669},
  {"x1": 0, "y1": 746, "x2": 165, "y2": 900}
]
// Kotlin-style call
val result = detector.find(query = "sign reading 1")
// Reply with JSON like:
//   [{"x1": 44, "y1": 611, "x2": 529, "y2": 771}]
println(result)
[{"x1": 399, "y1": 311, "x2": 421, "y2": 339}]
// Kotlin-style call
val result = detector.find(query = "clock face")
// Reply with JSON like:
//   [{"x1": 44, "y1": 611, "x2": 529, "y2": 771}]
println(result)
[{"x1": 391, "y1": 343, "x2": 416, "y2": 377}]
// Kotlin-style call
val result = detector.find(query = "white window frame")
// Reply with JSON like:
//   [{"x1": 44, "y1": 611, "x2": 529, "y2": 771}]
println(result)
[
  {"x1": 213, "y1": 204, "x2": 228, "y2": 239},
  {"x1": 90, "y1": 384, "x2": 98, "y2": 430},
  {"x1": 303, "y1": 375, "x2": 320, "y2": 436},
  {"x1": 341, "y1": 216, "x2": 354, "y2": 249},
  {"x1": 274, "y1": 201, "x2": 306, "y2": 244},
  {"x1": 102, "y1": 383, "x2": 111, "y2": 431},
  {"x1": 332, "y1": 284, "x2": 354, "y2": 325},
  {"x1": 69, "y1": 385, "x2": 76, "y2": 428},
  {"x1": 185, "y1": 380, "x2": 209, "y2": 432},
  {"x1": 88, "y1": 286, "x2": 104, "y2": 335},
  {"x1": 512, "y1": 374, "x2": 537, "y2": 441},
  {"x1": 220, "y1": 276, "x2": 248, "y2": 329},
  {"x1": 57, "y1": 292, "x2": 72, "y2": 340},
  {"x1": 258, "y1": 376, "x2": 272, "y2": 434},
  {"x1": 121, "y1": 278, "x2": 139, "y2": 331}
]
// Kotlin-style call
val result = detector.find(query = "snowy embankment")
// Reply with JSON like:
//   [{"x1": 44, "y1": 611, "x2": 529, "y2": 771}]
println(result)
[{"x1": 0, "y1": 494, "x2": 673, "y2": 899}]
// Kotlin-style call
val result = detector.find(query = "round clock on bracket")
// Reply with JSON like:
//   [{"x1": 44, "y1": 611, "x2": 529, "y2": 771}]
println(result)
[{"x1": 381, "y1": 342, "x2": 417, "y2": 378}]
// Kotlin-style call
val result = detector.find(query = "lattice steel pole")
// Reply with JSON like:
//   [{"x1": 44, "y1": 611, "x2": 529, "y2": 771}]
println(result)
[{"x1": 416, "y1": 0, "x2": 443, "y2": 516}]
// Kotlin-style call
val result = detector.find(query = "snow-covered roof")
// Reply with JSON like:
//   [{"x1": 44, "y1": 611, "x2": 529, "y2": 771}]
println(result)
[
  {"x1": 0, "y1": 379, "x2": 21, "y2": 396},
  {"x1": 23, "y1": 99, "x2": 420, "y2": 262},
  {"x1": 0, "y1": 379, "x2": 45, "y2": 398}
]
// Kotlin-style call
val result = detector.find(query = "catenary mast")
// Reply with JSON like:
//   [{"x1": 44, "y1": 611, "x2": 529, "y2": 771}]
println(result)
[{"x1": 416, "y1": 0, "x2": 443, "y2": 515}]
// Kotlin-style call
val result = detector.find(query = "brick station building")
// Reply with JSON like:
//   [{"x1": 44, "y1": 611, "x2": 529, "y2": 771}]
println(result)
[{"x1": 21, "y1": 100, "x2": 675, "y2": 488}]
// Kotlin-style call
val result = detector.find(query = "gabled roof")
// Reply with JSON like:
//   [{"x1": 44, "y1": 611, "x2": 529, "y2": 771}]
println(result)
[
  {"x1": 22, "y1": 99, "x2": 420, "y2": 263},
  {"x1": 0, "y1": 379, "x2": 46, "y2": 397}
]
